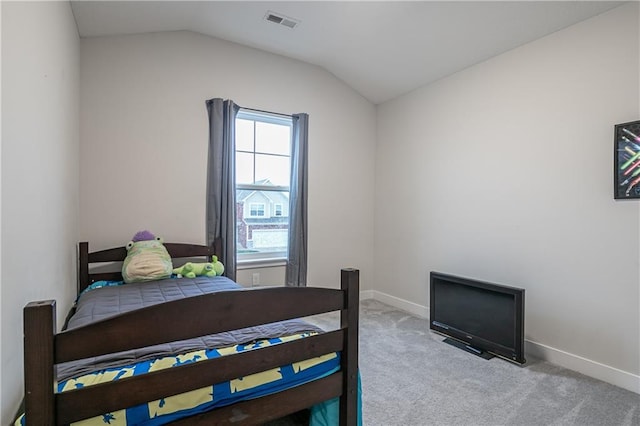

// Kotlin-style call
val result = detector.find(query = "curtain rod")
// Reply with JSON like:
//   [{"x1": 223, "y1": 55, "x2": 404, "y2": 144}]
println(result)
[{"x1": 240, "y1": 106, "x2": 292, "y2": 118}]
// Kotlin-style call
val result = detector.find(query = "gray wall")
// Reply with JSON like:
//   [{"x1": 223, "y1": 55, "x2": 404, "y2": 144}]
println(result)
[
  {"x1": 79, "y1": 31, "x2": 377, "y2": 292},
  {"x1": 1, "y1": 2, "x2": 80, "y2": 423},
  {"x1": 375, "y1": 3, "x2": 639, "y2": 386},
  {"x1": 2, "y1": 5, "x2": 638, "y2": 423}
]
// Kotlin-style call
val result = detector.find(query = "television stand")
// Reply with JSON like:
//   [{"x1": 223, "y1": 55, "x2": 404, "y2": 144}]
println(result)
[{"x1": 443, "y1": 337, "x2": 495, "y2": 360}]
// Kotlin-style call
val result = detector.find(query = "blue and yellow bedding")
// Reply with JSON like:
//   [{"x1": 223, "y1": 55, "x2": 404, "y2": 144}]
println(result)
[
  {"x1": 17, "y1": 333, "x2": 340, "y2": 425},
  {"x1": 17, "y1": 276, "x2": 360, "y2": 425}
]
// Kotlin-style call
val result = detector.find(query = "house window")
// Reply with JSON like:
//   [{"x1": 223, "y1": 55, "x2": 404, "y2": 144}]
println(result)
[
  {"x1": 235, "y1": 109, "x2": 291, "y2": 262},
  {"x1": 250, "y1": 203, "x2": 265, "y2": 217}
]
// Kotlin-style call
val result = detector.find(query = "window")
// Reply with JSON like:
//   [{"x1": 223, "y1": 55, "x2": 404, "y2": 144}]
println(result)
[
  {"x1": 249, "y1": 203, "x2": 265, "y2": 217},
  {"x1": 235, "y1": 109, "x2": 291, "y2": 262}
]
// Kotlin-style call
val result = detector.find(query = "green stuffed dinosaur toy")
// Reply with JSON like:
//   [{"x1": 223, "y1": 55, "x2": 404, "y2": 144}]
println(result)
[
  {"x1": 211, "y1": 255, "x2": 224, "y2": 276},
  {"x1": 173, "y1": 255, "x2": 224, "y2": 278}
]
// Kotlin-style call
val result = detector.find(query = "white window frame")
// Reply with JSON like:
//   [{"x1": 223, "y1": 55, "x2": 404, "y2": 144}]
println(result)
[
  {"x1": 274, "y1": 203, "x2": 283, "y2": 217},
  {"x1": 236, "y1": 109, "x2": 292, "y2": 265}
]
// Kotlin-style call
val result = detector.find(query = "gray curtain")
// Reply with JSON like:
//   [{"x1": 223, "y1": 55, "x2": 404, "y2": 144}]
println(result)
[
  {"x1": 285, "y1": 113, "x2": 309, "y2": 287},
  {"x1": 206, "y1": 98, "x2": 238, "y2": 281}
]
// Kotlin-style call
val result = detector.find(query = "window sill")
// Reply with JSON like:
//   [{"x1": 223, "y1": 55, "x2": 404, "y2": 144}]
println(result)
[{"x1": 236, "y1": 258, "x2": 287, "y2": 269}]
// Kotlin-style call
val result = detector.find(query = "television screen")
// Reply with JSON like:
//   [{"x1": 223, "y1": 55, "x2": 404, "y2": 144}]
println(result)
[{"x1": 430, "y1": 272, "x2": 525, "y2": 364}]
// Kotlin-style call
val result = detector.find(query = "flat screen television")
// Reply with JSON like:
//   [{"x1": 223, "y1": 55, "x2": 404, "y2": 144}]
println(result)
[{"x1": 430, "y1": 271, "x2": 526, "y2": 364}]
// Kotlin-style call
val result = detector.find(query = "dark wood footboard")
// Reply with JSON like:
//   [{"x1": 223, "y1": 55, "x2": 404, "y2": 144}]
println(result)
[{"x1": 23, "y1": 268, "x2": 359, "y2": 426}]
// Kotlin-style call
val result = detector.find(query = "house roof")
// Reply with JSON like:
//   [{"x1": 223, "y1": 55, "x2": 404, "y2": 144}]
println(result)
[{"x1": 237, "y1": 180, "x2": 290, "y2": 203}]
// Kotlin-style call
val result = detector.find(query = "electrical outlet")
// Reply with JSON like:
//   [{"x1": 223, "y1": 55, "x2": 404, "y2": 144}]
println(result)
[{"x1": 252, "y1": 273, "x2": 260, "y2": 286}]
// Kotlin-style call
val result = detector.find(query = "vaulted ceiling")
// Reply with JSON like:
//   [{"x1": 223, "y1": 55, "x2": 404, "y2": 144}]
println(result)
[{"x1": 71, "y1": 1, "x2": 623, "y2": 104}]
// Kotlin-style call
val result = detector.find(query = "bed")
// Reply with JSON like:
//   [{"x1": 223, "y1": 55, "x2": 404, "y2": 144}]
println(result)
[{"x1": 20, "y1": 241, "x2": 359, "y2": 425}]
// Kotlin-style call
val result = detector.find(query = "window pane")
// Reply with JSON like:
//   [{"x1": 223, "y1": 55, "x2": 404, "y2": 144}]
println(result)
[
  {"x1": 236, "y1": 189, "x2": 289, "y2": 255},
  {"x1": 255, "y1": 154, "x2": 290, "y2": 186},
  {"x1": 249, "y1": 203, "x2": 265, "y2": 217},
  {"x1": 256, "y1": 121, "x2": 290, "y2": 155},
  {"x1": 235, "y1": 109, "x2": 292, "y2": 260},
  {"x1": 236, "y1": 152, "x2": 254, "y2": 184},
  {"x1": 236, "y1": 119, "x2": 254, "y2": 152}
]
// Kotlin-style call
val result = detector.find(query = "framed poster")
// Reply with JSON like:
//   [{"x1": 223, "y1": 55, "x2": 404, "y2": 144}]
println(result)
[{"x1": 614, "y1": 120, "x2": 640, "y2": 199}]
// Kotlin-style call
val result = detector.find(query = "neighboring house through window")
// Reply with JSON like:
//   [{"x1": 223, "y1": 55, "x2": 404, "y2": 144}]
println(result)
[{"x1": 235, "y1": 109, "x2": 291, "y2": 262}]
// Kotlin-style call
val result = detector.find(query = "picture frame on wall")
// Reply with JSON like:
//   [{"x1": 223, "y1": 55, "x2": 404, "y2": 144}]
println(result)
[{"x1": 614, "y1": 120, "x2": 640, "y2": 199}]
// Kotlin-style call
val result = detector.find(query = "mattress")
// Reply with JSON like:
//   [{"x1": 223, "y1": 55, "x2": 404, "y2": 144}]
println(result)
[{"x1": 59, "y1": 276, "x2": 324, "y2": 381}]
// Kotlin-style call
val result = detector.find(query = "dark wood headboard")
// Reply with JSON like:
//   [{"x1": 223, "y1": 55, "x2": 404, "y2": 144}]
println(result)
[{"x1": 78, "y1": 238, "x2": 223, "y2": 294}]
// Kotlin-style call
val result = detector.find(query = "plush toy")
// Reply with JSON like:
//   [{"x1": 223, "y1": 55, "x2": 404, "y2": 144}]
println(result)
[
  {"x1": 173, "y1": 262, "x2": 215, "y2": 278},
  {"x1": 122, "y1": 230, "x2": 173, "y2": 283},
  {"x1": 173, "y1": 255, "x2": 225, "y2": 278},
  {"x1": 211, "y1": 255, "x2": 225, "y2": 276}
]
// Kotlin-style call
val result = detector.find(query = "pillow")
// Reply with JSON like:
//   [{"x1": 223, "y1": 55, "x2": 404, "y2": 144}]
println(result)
[{"x1": 122, "y1": 239, "x2": 173, "y2": 283}]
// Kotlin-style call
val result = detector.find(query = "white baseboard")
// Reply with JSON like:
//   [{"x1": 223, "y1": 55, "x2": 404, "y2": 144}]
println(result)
[
  {"x1": 364, "y1": 290, "x2": 430, "y2": 318},
  {"x1": 525, "y1": 339, "x2": 640, "y2": 394},
  {"x1": 360, "y1": 289, "x2": 640, "y2": 394},
  {"x1": 359, "y1": 290, "x2": 374, "y2": 301}
]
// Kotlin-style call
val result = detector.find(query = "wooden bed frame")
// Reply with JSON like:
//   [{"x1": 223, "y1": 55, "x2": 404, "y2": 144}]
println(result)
[{"x1": 23, "y1": 242, "x2": 359, "y2": 425}]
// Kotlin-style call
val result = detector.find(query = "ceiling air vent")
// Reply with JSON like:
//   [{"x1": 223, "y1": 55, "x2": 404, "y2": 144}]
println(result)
[{"x1": 264, "y1": 11, "x2": 299, "y2": 29}]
